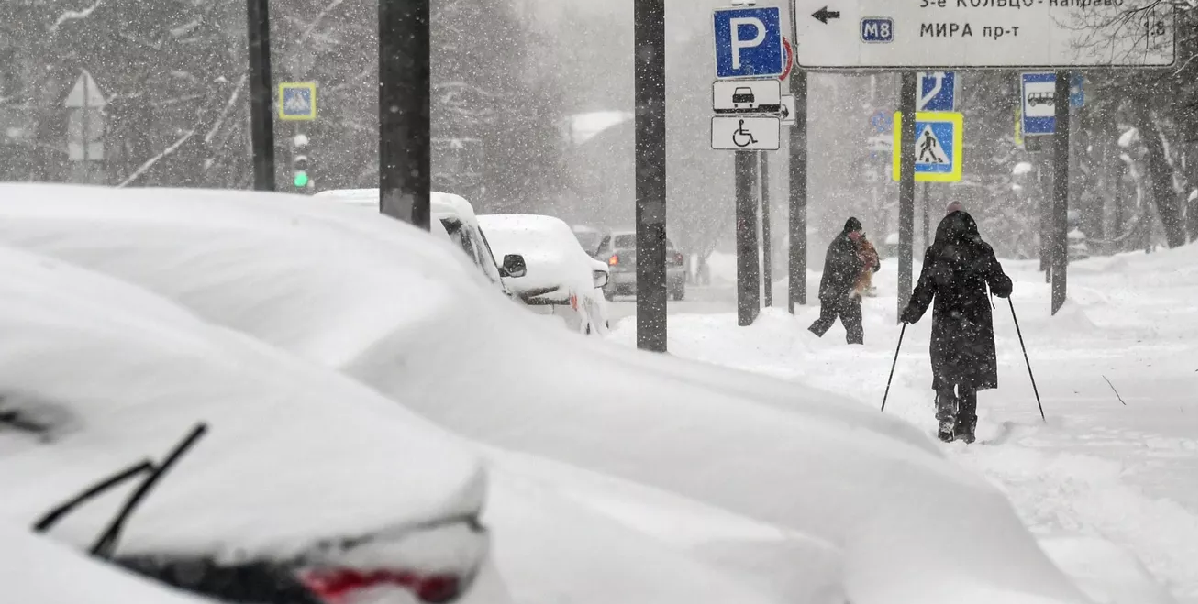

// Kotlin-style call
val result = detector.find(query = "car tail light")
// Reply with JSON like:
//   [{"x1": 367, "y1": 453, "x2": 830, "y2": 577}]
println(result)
[
  {"x1": 298, "y1": 567, "x2": 462, "y2": 603},
  {"x1": 608, "y1": 254, "x2": 618, "y2": 266},
  {"x1": 673, "y1": 252, "x2": 684, "y2": 266}
]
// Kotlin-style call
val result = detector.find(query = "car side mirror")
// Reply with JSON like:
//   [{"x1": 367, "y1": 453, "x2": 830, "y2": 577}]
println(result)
[
  {"x1": 501, "y1": 254, "x2": 527, "y2": 279},
  {"x1": 593, "y1": 269, "x2": 608, "y2": 289}
]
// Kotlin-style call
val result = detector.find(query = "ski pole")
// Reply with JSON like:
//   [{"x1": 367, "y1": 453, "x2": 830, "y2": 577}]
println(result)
[
  {"x1": 1008, "y1": 298, "x2": 1046, "y2": 423},
  {"x1": 881, "y1": 323, "x2": 907, "y2": 413}
]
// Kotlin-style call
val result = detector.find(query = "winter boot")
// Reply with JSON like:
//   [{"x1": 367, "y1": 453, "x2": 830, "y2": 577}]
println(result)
[
  {"x1": 954, "y1": 389, "x2": 978, "y2": 444},
  {"x1": 935, "y1": 389, "x2": 957, "y2": 443}
]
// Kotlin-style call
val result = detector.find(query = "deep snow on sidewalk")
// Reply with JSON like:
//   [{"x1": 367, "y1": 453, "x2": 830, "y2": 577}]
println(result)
[{"x1": 610, "y1": 246, "x2": 1198, "y2": 604}]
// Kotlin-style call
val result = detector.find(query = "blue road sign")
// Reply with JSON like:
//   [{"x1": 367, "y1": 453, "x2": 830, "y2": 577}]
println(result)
[
  {"x1": 917, "y1": 71, "x2": 957, "y2": 112},
  {"x1": 892, "y1": 111, "x2": 963, "y2": 183},
  {"x1": 278, "y1": 82, "x2": 317, "y2": 121},
  {"x1": 1021, "y1": 72, "x2": 1056, "y2": 136},
  {"x1": 713, "y1": 6, "x2": 784, "y2": 79},
  {"x1": 1070, "y1": 73, "x2": 1084, "y2": 107},
  {"x1": 860, "y1": 18, "x2": 894, "y2": 43}
]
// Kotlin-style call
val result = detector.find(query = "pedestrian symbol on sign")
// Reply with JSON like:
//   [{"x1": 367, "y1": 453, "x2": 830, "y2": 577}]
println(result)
[
  {"x1": 278, "y1": 82, "x2": 318, "y2": 121},
  {"x1": 916, "y1": 126, "x2": 947, "y2": 164}
]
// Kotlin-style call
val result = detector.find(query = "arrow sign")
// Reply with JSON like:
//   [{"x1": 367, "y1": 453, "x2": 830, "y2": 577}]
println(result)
[{"x1": 812, "y1": 6, "x2": 840, "y2": 24}]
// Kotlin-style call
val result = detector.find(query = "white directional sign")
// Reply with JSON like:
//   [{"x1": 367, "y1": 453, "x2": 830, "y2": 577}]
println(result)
[
  {"x1": 792, "y1": 0, "x2": 1176, "y2": 69},
  {"x1": 713, "y1": 80, "x2": 782, "y2": 114},
  {"x1": 711, "y1": 116, "x2": 781, "y2": 150},
  {"x1": 780, "y1": 94, "x2": 796, "y2": 126}
]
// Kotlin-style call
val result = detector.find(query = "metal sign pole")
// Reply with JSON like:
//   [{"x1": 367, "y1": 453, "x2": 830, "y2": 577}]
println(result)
[
  {"x1": 788, "y1": 70, "x2": 807, "y2": 312},
  {"x1": 897, "y1": 72, "x2": 918, "y2": 320},
  {"x1": 1051, "y1": 71, "x2": 1070, "y2": 315},
  {"x1": 246, "y1": 0, "x2": 275, "y2": 191},
  {"x1": 737, "y1": 149, "x2": 761, "y2": 326},
  {"x1": 634, "y1": 0, "x2": 668, "y2": 352},
  {"x1": 761, "y1": 151, "x2": 773, "y2": 307}
]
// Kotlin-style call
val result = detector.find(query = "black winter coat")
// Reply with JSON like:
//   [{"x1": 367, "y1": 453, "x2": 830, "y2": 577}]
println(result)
[
  {"x1": 818, "y1": 218, "x2": 865, "y2": 303},
  {"x1": 901, "y1": 211, "x2": 1013, "y2": 391}
]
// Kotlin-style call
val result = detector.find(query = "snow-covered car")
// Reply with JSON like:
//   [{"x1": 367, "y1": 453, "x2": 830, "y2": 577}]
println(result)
[
  {"x1": 593, "y1": 228, "x2": 687, "y2": 301},
  {"x1": 315, "y1": 188, "x2": 527, "y2": 295},
  {"x1": 2, "y1": 525, "x2": 216, "y2": 604},
  {"x1": 0, "y1": 184, "x2": 1091, "y2": 604},
  {"x1": 0, "y1": 243, "x2": 495, "y2": 604},
  {"x1": 476, "y1": 213, "x2": 610, "y2": 335}
]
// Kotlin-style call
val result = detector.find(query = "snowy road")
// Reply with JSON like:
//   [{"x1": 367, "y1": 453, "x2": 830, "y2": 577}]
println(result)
[{"x1": 610, "y1": 249, "x2": 1198, "y2": 604}]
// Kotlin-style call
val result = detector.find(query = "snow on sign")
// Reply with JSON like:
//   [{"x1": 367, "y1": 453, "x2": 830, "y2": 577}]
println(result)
[
  {"x1": 278, "y1": 82, "x2": 317, "y2": 121},
  {"x1": 711, "y1": 116, "x2": 781, "y2": 150},
  {"x1": 713, "y1": 6, "x2": 786, "y2": 79},
  {"x1": 791, "y1": 0, "x2": 1176, "y2": 69},
  {"x1": 891, "y1": 111, "x2": 963, "y2": 182}
]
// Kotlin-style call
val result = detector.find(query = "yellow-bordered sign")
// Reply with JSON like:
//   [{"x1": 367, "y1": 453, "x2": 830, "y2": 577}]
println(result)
[
  {"x1": 278, "y1": 82, "x2": 317, "y2": 121},
  {"x1": 891, "y1": 111, "x2": 963, "y2": 183}
]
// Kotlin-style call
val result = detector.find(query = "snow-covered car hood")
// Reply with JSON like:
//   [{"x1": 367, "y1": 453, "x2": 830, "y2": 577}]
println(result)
[
  {"x1": 0, "y1": 241, "x2": 483, "y2": 559},
  {"x1": 1, "y1": 525, "x2": 217, "y2": 604},
  {"x1": 0, "y1": 184, "x2": 1089, "y2": 604}
]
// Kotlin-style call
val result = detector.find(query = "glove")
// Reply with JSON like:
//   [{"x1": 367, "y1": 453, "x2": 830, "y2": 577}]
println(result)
[
  {"x1": 899, "y1": 306, "x2": 919, "y2": 324},
  {"x1": 992, "y1": 280, "x2": 1013, "y2": 299}
]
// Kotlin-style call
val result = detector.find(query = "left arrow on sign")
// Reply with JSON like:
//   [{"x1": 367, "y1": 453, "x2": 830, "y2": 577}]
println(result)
[{"x1": 812, "y1": 6, "x2": 840, "y2": 24}]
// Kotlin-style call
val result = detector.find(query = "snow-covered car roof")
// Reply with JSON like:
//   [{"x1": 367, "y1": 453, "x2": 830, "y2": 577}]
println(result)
[
  {"x1": 476, "y1": 213, "x2": 603, "y2": 297},
  {"x1": 0, "y1": 184, "x2": 1088, "y2": 604},
  {"x1": 0, "y1": 241, "x2": 483, "y2": 560},
  {"x1": 1, "y1": 525, "x2": 216, "y2": 604},
  {"x1": 316, "y1": 188, "x2": 481, "y2": 229}
]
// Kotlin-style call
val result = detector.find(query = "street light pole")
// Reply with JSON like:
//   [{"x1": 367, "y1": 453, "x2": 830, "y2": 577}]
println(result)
[
  {"x1": 379, "y1": 0, "x2": 430, "y2": 230},
  {"x1": 633, "y1": 0, "x2": 668, "y2": 352}
]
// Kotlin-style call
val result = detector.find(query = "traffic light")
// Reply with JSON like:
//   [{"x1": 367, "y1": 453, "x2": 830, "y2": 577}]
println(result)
[
  {"x1": 292, "y1": 154, "x2": 308, "y2": 188},
  {"x1": 291, "y1": 133, "x2": 310, "y2": 190}
]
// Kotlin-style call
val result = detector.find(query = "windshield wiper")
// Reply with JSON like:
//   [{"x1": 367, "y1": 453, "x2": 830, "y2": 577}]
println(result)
[
  {"x1": 30, "y1": 422, "x2": 209, "y2": 561},
  {"x1": 91, "y1": 422, "x2": 208, "y2": 558},
  {"x1": 33, "y1": 459, "x2": 155, "y2": 533}
]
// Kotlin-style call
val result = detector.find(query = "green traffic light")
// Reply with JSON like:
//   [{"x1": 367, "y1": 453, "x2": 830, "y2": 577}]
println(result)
[{"x1": 293, "y1": 171, "x2": 308, "y2": 187}]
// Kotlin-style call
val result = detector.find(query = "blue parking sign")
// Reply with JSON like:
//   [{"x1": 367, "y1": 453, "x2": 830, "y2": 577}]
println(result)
[{"x1": 713, "y1": 6, "x2": 784, "y2": 79}]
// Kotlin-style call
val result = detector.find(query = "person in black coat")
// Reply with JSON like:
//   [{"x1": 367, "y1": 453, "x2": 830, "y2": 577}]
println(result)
[
  {"x1": 900, "y1": 209, "x2": 1013, "y2": 444},
  {"x1": 809, "y1": 217, "x2": 877, "y2": 345}
]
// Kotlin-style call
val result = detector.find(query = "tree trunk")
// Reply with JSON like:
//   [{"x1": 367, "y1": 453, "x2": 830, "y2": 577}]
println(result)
[{"x1": 1135, "y1": 105, "x2": 1187, "y2": 247}]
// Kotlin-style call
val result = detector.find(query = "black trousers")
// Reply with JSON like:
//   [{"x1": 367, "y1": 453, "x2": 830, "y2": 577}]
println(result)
[
  {"x1": 936, "y1": 385, "x2": 977, "y2": 429},
  {"x1": 808, "y1": 297, "x2": 863, "y2": 345}
]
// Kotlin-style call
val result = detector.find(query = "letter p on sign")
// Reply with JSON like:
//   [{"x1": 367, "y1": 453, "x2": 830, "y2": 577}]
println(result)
[{"x1": 729, "y1": 17, "x2": 765, "y2": 69}]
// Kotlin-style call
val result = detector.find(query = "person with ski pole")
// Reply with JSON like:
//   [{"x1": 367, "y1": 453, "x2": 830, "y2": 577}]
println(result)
[
  {"x1": 809, "y1": 217, "x2": 869, "y2": 345},
  {"x1": 899, "y1": 204, "x2": 1013, "y2": 444}
]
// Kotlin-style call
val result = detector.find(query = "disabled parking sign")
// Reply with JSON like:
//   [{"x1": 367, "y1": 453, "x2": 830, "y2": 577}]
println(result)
[{"x1": 891, "y1": 111, "x2": 963, "y2": 183}]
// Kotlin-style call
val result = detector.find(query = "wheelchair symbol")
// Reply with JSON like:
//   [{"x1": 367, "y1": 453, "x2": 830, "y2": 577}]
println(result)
[{"x1": 732, "y1": 119, "x2": 758, "y2": 148}]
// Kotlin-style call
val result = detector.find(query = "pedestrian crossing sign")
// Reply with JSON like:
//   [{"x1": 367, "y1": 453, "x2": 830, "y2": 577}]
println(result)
[
  {"x1": 278, "y1": 82, "x2": 318, "y2": 121},
  {"x1": 891, "y1": 111, "x2": 963, "y2": 183}
]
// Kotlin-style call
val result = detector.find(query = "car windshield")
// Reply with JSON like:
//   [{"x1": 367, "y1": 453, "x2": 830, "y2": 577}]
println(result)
[{"x1": 574, "y1": 231, "x2": 602, "y2": 254}]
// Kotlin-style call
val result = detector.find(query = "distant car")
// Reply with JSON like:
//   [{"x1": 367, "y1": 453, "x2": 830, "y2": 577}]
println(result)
[
  {"x1": 478, "y1": 214, "x2": 610, "y2": 336},
  {"x1": 0, "y1": 245, "x2": 493, "y2": 604},
  {"x1": 594, "y1": 229, "x2": 686, "y2": 301},
  {"x1": 315, "y1": 188, "x2": 527, "y2": 296}
]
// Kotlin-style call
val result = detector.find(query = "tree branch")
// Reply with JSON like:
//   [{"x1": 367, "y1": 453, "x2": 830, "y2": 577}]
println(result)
[
  {"x1": 49, "y1": 0, "x2": 106, "y2": 34},
  {"x1": 1103, "y1": 376, "x2": 1128, "y2": 405},
  {"x1": 115, "y1": 130, "x2": 196, "y2": 188}
]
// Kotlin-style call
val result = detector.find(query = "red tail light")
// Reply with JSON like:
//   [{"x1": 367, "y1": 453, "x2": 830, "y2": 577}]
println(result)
[
  {"x1": 608, "y1": 254, "x2": 618, "y2": 266},
  {"x1": 673, "y1": 252, "x2": 684, "y2": 265},
  {"x1": 298, "y1": 568, "x2": 462, "y2": 604}
]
